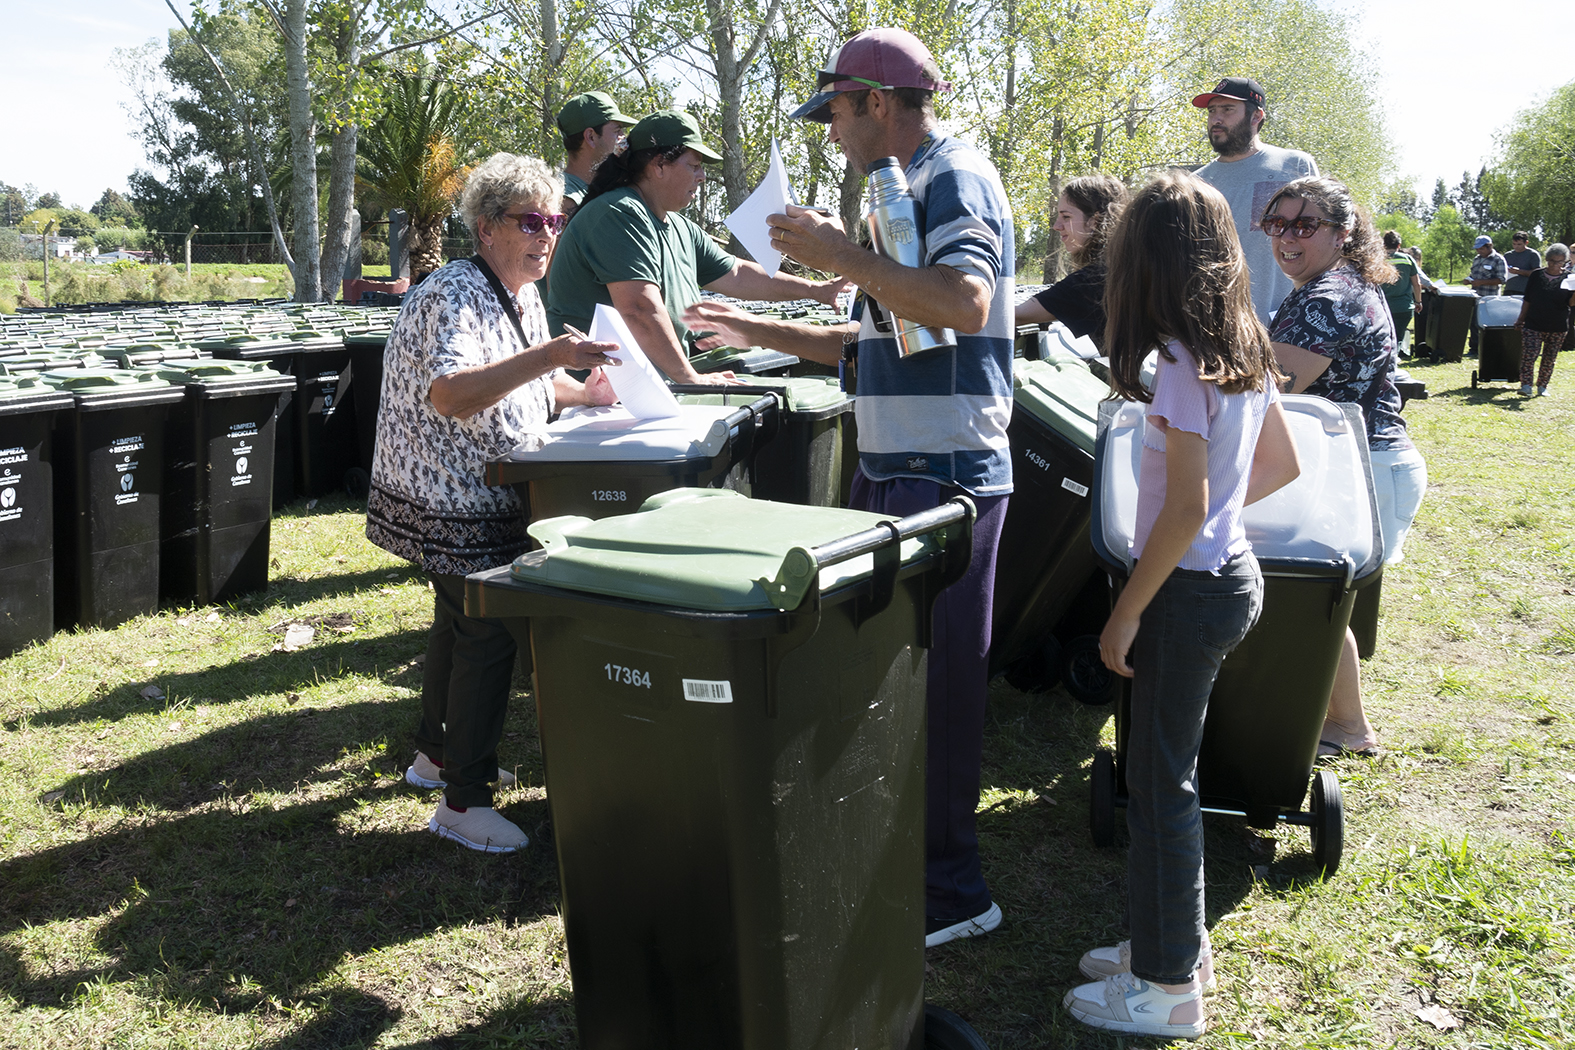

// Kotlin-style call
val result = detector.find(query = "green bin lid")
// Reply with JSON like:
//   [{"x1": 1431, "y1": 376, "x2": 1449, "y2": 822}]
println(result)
[
  {"x1": 38, "y1": 367, "x2": 180, "y2": 394},
  {"x1": 135, "y1": 359, "x2": 294, "y2": 386},
  {"x1": 675, "y1": 374, "x2": 849, "y2": 414},
  {"x1": 514, "y1": 488, "x2": 938, "y2": 612},
  {"x1": 0, "y1": 370, "x2": 76, "y2": 409},
  {"x1": 1012, "y1": 356, "x2": 1108, "y2": 455},
  {"x1": 687, "y1": 345, "x2": 797, "y2": 373}
]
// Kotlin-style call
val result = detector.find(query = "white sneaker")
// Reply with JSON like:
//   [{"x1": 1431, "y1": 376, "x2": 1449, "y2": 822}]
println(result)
[
  {"x1": 1521, "y1": 383, "x2": 1536, "y2": 396},
  {"x1": 1538, "y1": 385, "x2": 1548, "y2": 396},
  {"x1": 1078, "y1": 939, "x2": 1216, "y2": 992},
  {"x1": 428, "y1": 799, "x2": 529, "y2": 853},
  {"x1": 924, "y1": 901, "x2": 1003, "y2": 947},
  {"x1": 405, "y1": 751, "x2": 518, "y2": 790},
  {"x1": 1064, "y1": 972, "x2": 1206, "y2": 1039}
]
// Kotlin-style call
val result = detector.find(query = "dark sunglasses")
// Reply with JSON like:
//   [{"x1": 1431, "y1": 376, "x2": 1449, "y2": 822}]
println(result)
[
  {"x1": 1261, "y1": 215, "x2": 1343, "y2": 239},
  {"x1": 502, "y1": 211, "x2": 568, "y2": 235}
]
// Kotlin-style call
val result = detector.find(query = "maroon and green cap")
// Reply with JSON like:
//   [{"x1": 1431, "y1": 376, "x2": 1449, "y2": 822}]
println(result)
[{"x1": 791, "y1": 28, "x2": 952, "y2": 124}]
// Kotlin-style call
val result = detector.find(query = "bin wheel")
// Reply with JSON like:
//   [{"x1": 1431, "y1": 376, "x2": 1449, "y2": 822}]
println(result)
[
  {"x1": 1309, "y1": 768, "x2": 1344, "y2": 877},
  {"x1": 924, "y1": 1003, "x2": 990, "y2": 1050},
  {"x1": 344, "y1": 467, "x2": 370, "y2": 500},
  {"x1": 1003, "y1": 637, "x2": 1063, "y2": 694},
  {"x1": 1090, "y1": 749, "x2": 1117, "y2": 847},
  {"x1": 1470, "y1": 370, "x2": 1479, "y2": 389},
  {"x1": 1060, "y1": 634, "x2": 1115, "y2": 705}
]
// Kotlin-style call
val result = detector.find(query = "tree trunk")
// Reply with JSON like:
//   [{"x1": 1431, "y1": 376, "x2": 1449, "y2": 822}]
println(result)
[
  {"x1": 284, "y1": 0, "x2": 321, "y2": 303},
  {"x1": 412, "y1": 219, "x2": 447, "y2": 279},
  {"x1": 706, "y1": 0, "x2": 784, "y2": 213},
  {"x1": 540, "y1": 0, "x2": 562, "y2": 158},
  {"x1": 319, "y1": 11, "x2": 361, "y2": 303}
]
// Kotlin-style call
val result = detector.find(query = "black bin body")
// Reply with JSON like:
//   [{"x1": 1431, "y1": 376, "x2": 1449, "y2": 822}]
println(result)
[
  {"x1": 671, "y1": 380, "x2": 853, "y2": 506},
  {"x1": 343, "y1": 330, "x2": 389, "y2": 478},
  {"x1": 1424, "y1": 290, "x2": 1475, "y2": 363},
  {"x1": 988, "y1": 355, "x2": 1105, "y2": 677},
  {"x1": 199, "y1": 336, "x2": 302, "y2": 508},
  {"x1": 484, "y1": 397, "x2": 779, "y2": 525},
  {"x1": 152, "y1": 365, "x2": 296, "y2": 605},
  {"x1": 1477, "y1": 327, "x2": 1522, "y2": 385},
  {"x1": 291, "y1": 335, "x2": 361, "y2": 497},
  {"x1": 0, "y1": 383, "x2": 75, "y2": 654},
  {"x1": 464, "y1": 490, "x2": 974, "y2": 1050},
  {"x1": 48, "y1": 375, "x2": 187, "y2": 630}
]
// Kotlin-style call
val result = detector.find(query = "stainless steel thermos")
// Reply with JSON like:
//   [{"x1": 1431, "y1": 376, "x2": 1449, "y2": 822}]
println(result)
[{"x1": 865, "y1": 156, "x2": 956, "y2": 359}]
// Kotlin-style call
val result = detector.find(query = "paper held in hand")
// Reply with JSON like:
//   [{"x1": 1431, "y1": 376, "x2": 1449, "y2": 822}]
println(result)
[
  {"x1": 724, "y1": 138, "x2": 797, "y2": 278},
  {"x1": 588, "y1": 303, "x2": 682, "y2": 420}
]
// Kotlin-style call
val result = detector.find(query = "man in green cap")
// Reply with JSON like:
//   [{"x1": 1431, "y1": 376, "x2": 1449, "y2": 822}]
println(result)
[
  {"x1": 547, "y1": 110, "x2": 845, "y2": 384},
  {"x1": 557, "y1": 90, "x2": 638, "y2": 213}
]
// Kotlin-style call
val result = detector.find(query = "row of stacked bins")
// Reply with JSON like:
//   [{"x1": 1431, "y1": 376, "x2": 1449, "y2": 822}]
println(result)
[{"x1": 1089, "y1": 395, "x2": 1385, "y2": 877}]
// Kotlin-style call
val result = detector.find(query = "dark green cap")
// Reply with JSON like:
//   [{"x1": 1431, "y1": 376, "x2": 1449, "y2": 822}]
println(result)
[
  {"x1": 625, "y1": 110, "x2": 723, "y2": 163},
  {"x1": 556, "y1": 91, "x2": 638, "y2": 137}
]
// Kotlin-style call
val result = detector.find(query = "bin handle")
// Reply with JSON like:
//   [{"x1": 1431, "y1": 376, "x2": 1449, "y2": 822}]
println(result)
[{"x1": 714, "y1": 392, "x2": 781, "y2": 484}]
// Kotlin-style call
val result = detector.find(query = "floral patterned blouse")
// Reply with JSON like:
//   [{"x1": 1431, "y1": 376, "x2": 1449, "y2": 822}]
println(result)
[
  {"x1": 365, "y1": 258, "x2": 555, "y2": 576},
  {"x1": 1269, "y1": 263, "x2": 1413, "y2": 453}
]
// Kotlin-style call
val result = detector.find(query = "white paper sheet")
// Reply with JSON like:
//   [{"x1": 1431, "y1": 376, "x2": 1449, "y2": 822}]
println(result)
[
  {"x1": 1562, "y1": 272, "x2": 1575, "y2": 291},
  {"x1": 588, "y1": 303, "x2": 681, "y2": 419},
  {"x1": 724, "y1": 138, "x2": 796, "y2": 277}
]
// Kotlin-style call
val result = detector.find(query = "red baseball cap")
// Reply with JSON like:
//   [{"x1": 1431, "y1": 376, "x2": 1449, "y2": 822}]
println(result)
[{"x1": 791, "y1": 28, "x2": 952, "y2": 123}]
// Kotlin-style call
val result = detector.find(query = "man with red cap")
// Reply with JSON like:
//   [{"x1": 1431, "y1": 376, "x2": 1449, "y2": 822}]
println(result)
[
  {"x1": 1193, "y1": 77, "x2": 1319, "y2": 323},
  {"x1": 682, "y1": 26, "x2": 1015, "y2": 951}
]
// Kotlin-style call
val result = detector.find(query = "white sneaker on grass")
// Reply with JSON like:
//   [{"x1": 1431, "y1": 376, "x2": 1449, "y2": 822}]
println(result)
[
  {"x1": 1538, "y1": 385, "x2": 1548, "y2": 396},
  {"x1": 428, "y1": 799, "x2": 529, "y2": 853},
  {"x1": 924, "y1": 901, "x2": 1002, "y2": 948},
  {"x1": 405, "y1": 751, "x2": 518, "y2": 790},
  {"x1": 1078, "y1": 939, "x2": 1217, "y2": 992},
  {"x1": 1064, "y1": 972, "x2": 1206, "y2": 1039}
]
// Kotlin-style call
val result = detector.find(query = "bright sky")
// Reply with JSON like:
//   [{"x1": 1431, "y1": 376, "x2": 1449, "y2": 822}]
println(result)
[{"x1": 7, "y1": 0, "x2": 1575, "y2": 214}]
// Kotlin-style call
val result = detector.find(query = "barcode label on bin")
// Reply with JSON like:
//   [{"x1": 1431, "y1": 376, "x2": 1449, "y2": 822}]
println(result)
[
  {"x1": 683, "y1": 679, "x2": 734, "y2": 703},
  {"x1": 1061, "y1": 477, "x2": 1090, "y2": 498}
]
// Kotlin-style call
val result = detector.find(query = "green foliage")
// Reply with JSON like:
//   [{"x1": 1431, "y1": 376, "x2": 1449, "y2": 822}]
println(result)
[
  {"x1": 1423, "y1": 205, "x2": 1478, "y2": 284},
  {"x1": 1484, "y1": 80, "x2": 1575, "y2": 245},
  {"x1": 90, "y1": 188, "x2": 142, "y2": 228},
  {"x1": 1376, "y1": 212, "x2": 1423, "y2": 251},
  {"x1": 0, "y1": 227, "x2": 21, "y2": 263}
]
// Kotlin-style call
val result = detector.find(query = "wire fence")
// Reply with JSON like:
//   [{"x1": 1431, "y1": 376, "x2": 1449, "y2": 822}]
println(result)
[{"x1": 2, "y1": 226, "x2": 476, "y2": 269}]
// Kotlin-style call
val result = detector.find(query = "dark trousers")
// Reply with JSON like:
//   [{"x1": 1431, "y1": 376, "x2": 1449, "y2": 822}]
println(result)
[
  {"x1": 414, "y1": 572, "x2": 518, "y2": 808},
  {"x1": 849, "y1": 467, "x2": 1009, "y2": 923}
]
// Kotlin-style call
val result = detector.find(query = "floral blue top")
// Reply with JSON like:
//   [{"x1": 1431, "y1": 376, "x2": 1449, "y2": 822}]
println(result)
[{"x1": 1269, "y1": 264, "x2": 1413, "y2": 452}]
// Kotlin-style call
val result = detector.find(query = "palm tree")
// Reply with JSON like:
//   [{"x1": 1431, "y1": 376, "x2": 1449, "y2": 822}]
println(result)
[{"x1": 357, "y1": 74, "x2": 471, "y2": 279}]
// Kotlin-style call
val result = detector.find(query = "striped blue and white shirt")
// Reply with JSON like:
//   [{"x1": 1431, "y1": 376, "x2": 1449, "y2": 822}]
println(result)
[{"x1": 853, "y1": 133, "x2": 1015, "y2": 497}]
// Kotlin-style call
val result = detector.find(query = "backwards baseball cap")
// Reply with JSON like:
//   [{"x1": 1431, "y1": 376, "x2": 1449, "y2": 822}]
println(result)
[
  {"x1": 791, "y1": 28, "x2": 952, "y2": 123},
  {"x1": 624, "y1": 110, "x2": 724, "y2": 163},
  {"x1": 1192, "y1": 77, "x2": 1266, "y2": 112},
  {"x1": 556, "y1": 91, "x2": 639, "y2": 138},
  {"x1": 1474, "y1": 235, "x2": 1494, "y2": 249}
]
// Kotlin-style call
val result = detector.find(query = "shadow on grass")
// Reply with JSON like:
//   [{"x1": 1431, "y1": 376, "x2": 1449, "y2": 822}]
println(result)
[
  {"x1": 2, "y1": 695, "x2": 556, "y2": 1019},
  {"x1": 11, "y1": 629, "x2": 430, "y2": 730}
]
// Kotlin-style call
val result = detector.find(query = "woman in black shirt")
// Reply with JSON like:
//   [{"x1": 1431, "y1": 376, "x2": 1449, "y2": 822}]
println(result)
[
  {"x1": 1015, "y1": 173, "x2": 1128, "y2": 349},
  {"x1": 1513, "y1": 243, "x2": 1572, "y2": 396}
]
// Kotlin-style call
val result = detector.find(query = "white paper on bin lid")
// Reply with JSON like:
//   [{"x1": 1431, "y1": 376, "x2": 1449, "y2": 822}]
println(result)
[
  {"x1": 1475, "y1": 295, "x2": 1522, "y2": 327},
  {"x1": 503, "y1": 403, "x2": 741, "y2": 462},
  {"x1": 1096, "y1": 394, "x2": 1376, "y2": 573}
]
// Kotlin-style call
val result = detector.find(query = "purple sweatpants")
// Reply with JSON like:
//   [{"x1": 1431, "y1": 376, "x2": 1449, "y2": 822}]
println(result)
[{"x1": 849, "y1": 467, "x2": 1009, "y2": 922}]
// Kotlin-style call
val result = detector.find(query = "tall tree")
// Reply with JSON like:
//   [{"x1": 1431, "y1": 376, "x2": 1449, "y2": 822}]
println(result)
[{"x1": 1483, "y1": 80, "x2": 1575, "y2": 245}]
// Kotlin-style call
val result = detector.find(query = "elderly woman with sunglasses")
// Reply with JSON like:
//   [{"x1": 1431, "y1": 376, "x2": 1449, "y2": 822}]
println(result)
[
  {"x1": 1263, "y1": 175, "x2": 1428, "y2": 759},
  {"x1": 366, "y1": 153, "x2": 620, "y2": 854}
]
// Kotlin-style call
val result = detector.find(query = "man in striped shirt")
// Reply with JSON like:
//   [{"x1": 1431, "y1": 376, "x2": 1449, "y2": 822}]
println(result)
[{"x1": 683, "y1": 26, "x2": 1015, "y2": 950}]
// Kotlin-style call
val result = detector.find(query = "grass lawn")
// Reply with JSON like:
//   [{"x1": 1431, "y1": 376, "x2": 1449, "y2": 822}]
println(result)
[{"x1": 1, "y1": 352, "x2": 1571, "y2": 1048}]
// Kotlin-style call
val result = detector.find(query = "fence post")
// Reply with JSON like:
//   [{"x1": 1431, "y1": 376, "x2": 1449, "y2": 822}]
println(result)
[
  {"x1": 185, "y1": 225, "x2": 199, "y2": 279},
  {"x1": 43, "y1": 220, "x2": 56, "y2": 307}
]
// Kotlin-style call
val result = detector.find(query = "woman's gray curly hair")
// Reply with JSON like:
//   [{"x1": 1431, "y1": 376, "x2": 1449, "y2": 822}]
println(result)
[{"x1": 460, "y1": 153, "x2": 562, "y2": 241}]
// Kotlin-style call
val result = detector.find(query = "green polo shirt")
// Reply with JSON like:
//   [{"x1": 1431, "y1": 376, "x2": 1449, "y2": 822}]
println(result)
[{"x1": 545, "y1": 186, "x2": 735, "y2": 352}]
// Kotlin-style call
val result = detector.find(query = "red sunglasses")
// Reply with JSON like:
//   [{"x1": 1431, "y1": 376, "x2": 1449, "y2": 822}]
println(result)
[{"x1": 502, "y1": 211, "x2": 568, "y2": 235}]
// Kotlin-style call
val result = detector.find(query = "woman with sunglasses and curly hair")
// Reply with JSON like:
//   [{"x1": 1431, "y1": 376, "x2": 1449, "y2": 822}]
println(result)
[
  {"x1": 367, "y1": 152, "x2": 621, "y2": 854},
  {"x1": 546, "y1": 110, "x2": 845, "y2": 385},
  {"x1": 1263, "y1": 174, "x2": 1428, "y2": 759}
]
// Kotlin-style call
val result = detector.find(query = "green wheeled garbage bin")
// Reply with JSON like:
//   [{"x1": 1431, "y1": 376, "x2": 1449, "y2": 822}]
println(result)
[
  {"x1": 139, "y1": 360, "x2": 296, "y2": 606},
  {"x1": 671, "y1": 376, "x2": 853, "y2": 506},
  {"x1": 465, "y1": 487, "x2": 981, "y2": 1050},
  {"x1": 989, "y1": 353, "x2": 1112, "y2": 700},
  {"x1": 1088, "y1": 395, "x2": 1384, "y2": 877},
  {"x1": 0, "y1": 371, "x2": 76, "y2": 655},
  {"x1": 688, "y1": 344, "x2": 801, "y2": 377},
  {"x1": 484, "y1": 398, "x2": 779, "y2": 526},
  {"x1": 40, "y1": 369, "x2": 187, "y2": 630}
]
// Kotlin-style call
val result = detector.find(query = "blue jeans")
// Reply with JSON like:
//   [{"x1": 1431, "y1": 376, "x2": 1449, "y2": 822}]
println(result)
[{"x1": 1126, "y1": 551, "x2": 1262, "y2": 984}]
